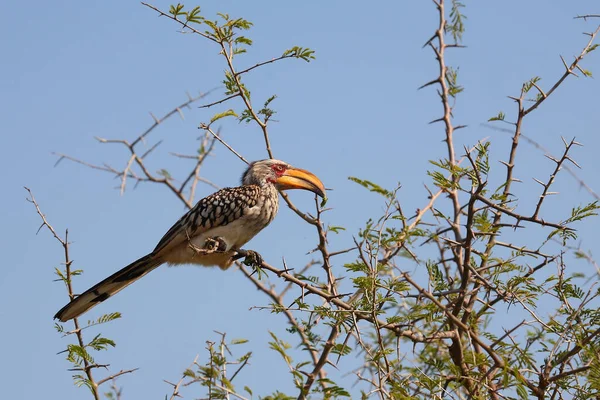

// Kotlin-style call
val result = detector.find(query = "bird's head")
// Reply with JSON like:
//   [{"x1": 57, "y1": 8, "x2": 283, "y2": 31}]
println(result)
[{"x1": 242, "y1": 159, "x2": 325, "y2": 198}]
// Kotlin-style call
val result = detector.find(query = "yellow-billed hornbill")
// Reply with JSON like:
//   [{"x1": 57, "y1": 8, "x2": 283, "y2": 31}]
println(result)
[{"x1": 54, "y1": 159, "x2": 325, "y2": 322}]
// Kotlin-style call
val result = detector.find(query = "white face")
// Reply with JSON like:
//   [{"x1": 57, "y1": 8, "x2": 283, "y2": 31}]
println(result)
[
  {"x1": 242, "y1": 159, "x2": 290, "y2": 186},
  {"x1": 241, "y1": 159, "x2": 325, "y2": 197}
]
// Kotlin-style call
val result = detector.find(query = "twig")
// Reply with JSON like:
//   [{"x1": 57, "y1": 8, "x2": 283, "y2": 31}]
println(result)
[
  {"x1": 199, "y1": 124, "x2": 249, "y2": 165},
  {"x1": 25, "y1": 188, "x2": 102, "y2": 400},
  {"x1": 523, "y1": 24, "x2": 600, "y2": 116},
  {"x1": 475, "y1": 194, "x2": 570, "y2": 231},
  {"x1": 482, "y1": 123, "x2": 599, "y2": 200},
  {"x1": 141, "y1": 3, "x2": 218, "y2": 43},
  {"x1": 96, "y1": 369, "x2": 139, "y2": 386},
  {"x1": 132, "y1": 92, "x2": 211, "y2": 147},
  {"x1": 238, "y1": 264, "x2": 327, "y2": 389}
]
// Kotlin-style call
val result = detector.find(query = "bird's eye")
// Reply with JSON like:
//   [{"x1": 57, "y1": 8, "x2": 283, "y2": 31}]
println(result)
[{"x1": 272, "y1": 164, "x2": 286, "y2": 173}]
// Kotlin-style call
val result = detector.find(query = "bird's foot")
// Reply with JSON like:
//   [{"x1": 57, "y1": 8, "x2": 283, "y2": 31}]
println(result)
[
  {"x1": 203, "y1": 236, "x2": 228, "y2": 253},
  {"x1": 243, "y1": 250, "x2": 263, "y2": 267},
  {"x1": 233, "y1": 249, "x2": 263, "y2": 267}
]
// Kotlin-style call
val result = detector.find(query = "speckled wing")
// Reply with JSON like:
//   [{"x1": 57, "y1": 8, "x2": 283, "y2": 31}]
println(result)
[{"x1": 152, "y1": 185, "x2": 261, "y2": 255}]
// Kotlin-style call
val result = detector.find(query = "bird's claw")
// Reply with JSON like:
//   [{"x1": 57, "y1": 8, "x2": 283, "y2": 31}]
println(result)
[
  {"x1": 204, "y1": 237, "x2": 227, "y2": 253},
  {"x1": 242, "y1": 250, "x2": 263, "y2": 267}
]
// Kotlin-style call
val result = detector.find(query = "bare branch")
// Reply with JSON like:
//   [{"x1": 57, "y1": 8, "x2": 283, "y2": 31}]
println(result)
[
  {"x1": 524, "y1": 24, "x2": 600, "y2": 116},
  {"x1": 96, "y1": 368, "x2": 139, "y2": 386},
  {"x1": 200, "y1": 124, "x2": 249, "y2": 165}
]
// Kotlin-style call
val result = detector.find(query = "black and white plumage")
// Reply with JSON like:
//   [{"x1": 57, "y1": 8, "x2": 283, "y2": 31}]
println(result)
[{"x1": 54, "y1": 159, "x2": 325, "y2": 322}]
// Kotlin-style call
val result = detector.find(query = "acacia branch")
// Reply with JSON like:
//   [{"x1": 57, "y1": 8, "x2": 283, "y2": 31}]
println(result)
[
  {"x1": 235, "y1": 54, "x2": 300, "y2": 76},
  {"x1": 141, "y1": 3, "x2": 218, "y2": 43},
  {"x1": 238, "y1": 263, "x2": 327, "y2": 390},
  {"x1": 132, "y1": 92, "x2": 211, "y2": 147},
  {"x1": 482, "y1": 123, "x2": 599, "y2": 200},
  {"x1": 532, "y1": 137, "x2": 581, "y2": 219},
  {"x1": 475, "y1": 194, "x2": 570, "y2": 231},
  {"x1": 54, "y1": 93, "x2": 212, "y2": 206},
  {"x1": 298, "y1": 324, "x2": 340, "y2": 400},
  {"x1": 523, "y1": 24, "x2": 600, "y2": 117},
  {"x1": 25, "y1": 188, "x2": 102, "y2": 400},
  {"x1": 96, "y1": 368, "x2": 139, "y2": 386}
]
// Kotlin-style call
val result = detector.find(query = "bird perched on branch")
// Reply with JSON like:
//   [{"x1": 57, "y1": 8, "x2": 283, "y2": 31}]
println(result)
[{"x1": 54, "y1": 159, "x2": 325, "y2": 322}]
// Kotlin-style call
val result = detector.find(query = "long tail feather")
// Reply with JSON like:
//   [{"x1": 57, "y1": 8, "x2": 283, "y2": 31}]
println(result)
[{"x1": 54, "y1": 253, "x2": 163, "y2": 322}]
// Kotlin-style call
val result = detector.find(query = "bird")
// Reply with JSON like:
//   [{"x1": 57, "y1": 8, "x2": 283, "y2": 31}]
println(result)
[{"x1": 54, "y1": 159, "x2": 325, "y2": 322}]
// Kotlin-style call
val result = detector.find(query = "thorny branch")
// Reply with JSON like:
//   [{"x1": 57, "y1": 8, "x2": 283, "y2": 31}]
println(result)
[
  {"x1": 54, "y1": 92, "x2": 212, "y2": 208},
  {"x1": 26, "y1": 188, "x2": 136, "y2": 399},
  {"x1": 405, "y1": 2, "x2": 600, "y2": 398},
  {"x1": 43, "y1": 2, "x2": 600, "y2": 398},
  {"x1": 142, "y1": 2, "x2": 309, "y2": 160},
  {"x1": 483, "y1": 123, "x2": 599, "y2": 201}
]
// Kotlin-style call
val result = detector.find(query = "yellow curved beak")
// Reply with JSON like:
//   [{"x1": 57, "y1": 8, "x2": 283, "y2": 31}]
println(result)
[{"x1": 276, "y1": 168, "x2": 325, "y2": 198}]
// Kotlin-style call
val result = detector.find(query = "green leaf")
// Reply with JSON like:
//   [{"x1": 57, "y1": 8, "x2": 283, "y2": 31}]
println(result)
[
  {"x1": 488, "y1": 111, "x2": 505, "y2": 122},
  {"x1": 90, "y1": 312, "x2": 121, "y2": 326},
  {"x1": 54, "y1": 266, "x2": 67, "y2": 281},
  {"x1": 183, "y1": 368, "x2": 196, "y2": 378},
  {"x1": 331, "y1": 343, "x2": 352, "y2": 356},
  {"x1": 185, "y1": 6, "x2": 203, "y2": 24},
  {"x1": 268, "y1": 331, "x2": 292, "y2": 364},
  {"x1": 328, "y1": 225, "x2": 346, "y2": 234},
  {"x1": 587, "y1": 43, "x2": 599, "y2": 54},
  {"x1": 157, "y1": 169, "x2": 172, "y2": 180},
  {"x1": 210, "y1": 109, "x2": 238, "y2": 123},
  {"x1": 67, "y1": 344, "x2": 95, "y2": 365},
  {"x1": 516, "y1": 384, "x2": 528, "y2": 399},
  {"x1": 446, "y1": 0, "x2": 466, "y2": 43},
  {"x1": 522, "y1": 76, "x2": 541, "y2": 93},
  {"x1": 234, "y1": 36, "x2": 253, "y2": 46},
  {"x1": 282, "y1": 46, "x2": 316, "y2": 62},
  {"x1": 320, "y1": 196, "x2": 328, "y2": 208},
  {"x1": 348, "y1": 177, "x2": 393, "y2": 198},
  {"x1": 445, "y1": 66, "x2": 463, "y2": 97},
  {"x1": 87, "y1": 334, "x2": 116, "y2": 351},
  {"x1": 169, "y1": 3, "x2": 185, "y2": 17}
]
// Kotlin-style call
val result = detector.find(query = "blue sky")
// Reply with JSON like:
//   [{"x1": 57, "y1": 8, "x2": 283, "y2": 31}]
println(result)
[{"x1": 2, "y1": 1, "x2": 600, "y2": 398}]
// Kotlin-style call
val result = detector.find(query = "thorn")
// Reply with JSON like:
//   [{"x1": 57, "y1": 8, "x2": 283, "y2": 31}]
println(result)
[
  {"x1": 150, "y1": 112, "x2": 159, "y2": 124},
  {"x1": 560, "y1": 55, "x2": 569, "y2": 70},
  {"x1": 565, "y1": 156, "x2": 581, "y2": 169},
  {"x1": 422, "y1": 33, "x2": 437, "y2": 48},
  {"x1": 428, "y1": 117, "x2": 444, "y2": 125},
  {"x1": 544, "y1": 154, "x2": 560, "y2": 163},
  {"x1": 306, "y1": 247, "x2": 319, "y2": 255},
  {"x1": 575, "y1": 64, "x2": 588, "y2": 77},
  {"x1": 533, "y1": 178, "x2": 546, "y2": 187},
  {"x1": 54, "y1": 155, "x2": 65, "y2": 168},
  {"x1": 418, "y1": 78, "x2": 439, "y2": 90}
]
